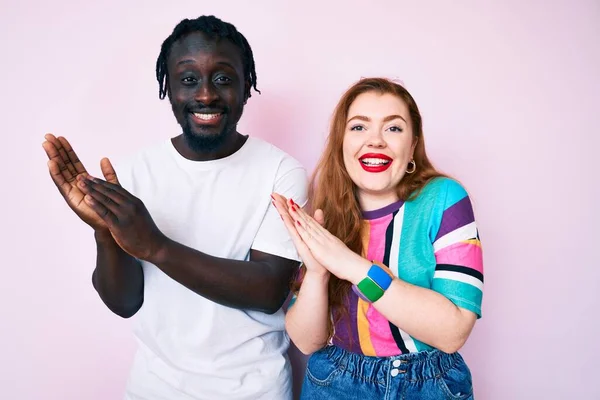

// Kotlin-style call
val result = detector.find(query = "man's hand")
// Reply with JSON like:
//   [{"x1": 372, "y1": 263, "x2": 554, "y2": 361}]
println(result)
[
  {"x1": 42, "y1": 134, "x2": 119, "y2": 232},
  {"x1": 81, "y1": 176, "x2": 167, "y2": 262}
]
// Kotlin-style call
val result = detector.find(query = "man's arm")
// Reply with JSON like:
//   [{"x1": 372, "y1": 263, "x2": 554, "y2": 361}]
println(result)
[
  {"x1": 81, "y1": 176, "x2": 300, "y2": 314},
  {"x1": 41, "y1": 134, "x2": 145, "y2": 318},
  {"x1": 93, "y1": 229, "x2": 295, "y2": 315},
  {"x1": 92, "y1": 230, "x2": 144, "y2": 318},
  {"x1": 151, "y1": 240, "x2": 298, "y2": 314}
]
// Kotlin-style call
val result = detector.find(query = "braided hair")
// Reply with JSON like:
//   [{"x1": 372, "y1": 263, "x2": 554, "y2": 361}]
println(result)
[{"x1": 156, "y1": 15, "x2": 259, "y2": 100}]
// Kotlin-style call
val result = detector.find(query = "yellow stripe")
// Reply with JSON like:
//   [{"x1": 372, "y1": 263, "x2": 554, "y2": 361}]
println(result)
[
  {"x1": 357, "y1": 298, "x2": 376, "y2": 356},
  {"x1": 462, "y1": 238, "x2": 482, "y2": 247},
  {"x1": 357, "y1": 221, "x2": 376, "y2": 356},
  {"x1": 360, "y1": 220, "x2": 371, "y2": 257}
]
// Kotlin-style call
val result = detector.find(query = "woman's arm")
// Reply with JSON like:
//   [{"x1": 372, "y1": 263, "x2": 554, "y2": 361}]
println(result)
[
  {"x1": 345, "y1": 258, "x2": 477, "y2": 353},
  {"x1": 289, "y1": 204, "x2": 480, "y2": 353},
  {"x1": 272, "y1": 193, "x2": 331, "y2": 355},
  {"x1": 285, "y1": 271, "x2": 331, "y2": 355}
]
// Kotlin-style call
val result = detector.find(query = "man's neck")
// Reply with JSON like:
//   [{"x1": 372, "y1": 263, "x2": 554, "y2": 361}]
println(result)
[{"x1": 171, "y1": 132, "x2": 248, "y2": 161}]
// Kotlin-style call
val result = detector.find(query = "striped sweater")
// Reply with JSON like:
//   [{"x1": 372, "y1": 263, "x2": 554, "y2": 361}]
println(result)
[{"x1": 331, "y1": 177, "x2": 483, "y2": 356}]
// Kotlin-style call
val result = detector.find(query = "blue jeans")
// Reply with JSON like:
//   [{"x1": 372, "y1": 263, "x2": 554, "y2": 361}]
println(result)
[{"x1": 300, "y1": 345, "x2": 473, "y2": 400}]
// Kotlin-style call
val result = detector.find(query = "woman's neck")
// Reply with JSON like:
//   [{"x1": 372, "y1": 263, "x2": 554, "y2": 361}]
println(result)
[{"x1": 358, "y1": 190, "x2": 400, "y2": 212}]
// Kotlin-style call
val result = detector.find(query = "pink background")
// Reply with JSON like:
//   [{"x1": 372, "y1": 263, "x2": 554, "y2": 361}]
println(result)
[{"x1": 2, "y1": 0, "x2": 599, "y2": 399}]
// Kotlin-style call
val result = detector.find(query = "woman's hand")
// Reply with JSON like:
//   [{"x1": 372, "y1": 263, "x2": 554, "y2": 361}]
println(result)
[
  {"x1": 271, "y1": 193, "x2": 329, "y2": 279},
  {"x1": 283, "y1": 198, "x2": 370, "y2": 283}
]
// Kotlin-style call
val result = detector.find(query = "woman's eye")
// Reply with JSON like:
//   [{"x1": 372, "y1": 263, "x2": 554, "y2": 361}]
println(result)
[
  {"x1": 388, "y1": 126, "x2": 403, "y2": 132},
  {"x1": 350, "y1": 125, "x2": 365, "y2": 131}
]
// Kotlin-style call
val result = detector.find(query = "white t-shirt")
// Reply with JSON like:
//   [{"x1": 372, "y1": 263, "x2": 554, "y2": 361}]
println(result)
[{"x1": 114, "y1": 137, "x2": 308, "y2": 400}]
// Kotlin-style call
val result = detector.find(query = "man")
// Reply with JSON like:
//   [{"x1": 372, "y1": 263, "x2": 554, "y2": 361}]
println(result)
[{"x1": 42, "y1": 15, "x2": 307, "y2": 400}]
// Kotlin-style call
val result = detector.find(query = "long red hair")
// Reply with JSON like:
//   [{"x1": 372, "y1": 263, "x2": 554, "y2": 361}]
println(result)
[{"x1": 295, "y1": 78, "x2": 444, "y2": 338}]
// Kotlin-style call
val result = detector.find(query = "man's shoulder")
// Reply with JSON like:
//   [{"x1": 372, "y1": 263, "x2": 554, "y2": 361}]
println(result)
[{"x1": 244, "y1": 136, "x2": 304, "y2": 171}]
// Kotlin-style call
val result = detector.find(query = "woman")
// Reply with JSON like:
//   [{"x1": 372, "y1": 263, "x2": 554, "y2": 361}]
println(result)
[{"x1": 272, "y1": 78, "x2": 483, "y2": 399}]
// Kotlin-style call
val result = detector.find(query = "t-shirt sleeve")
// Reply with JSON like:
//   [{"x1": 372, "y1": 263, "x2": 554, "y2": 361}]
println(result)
[
  {"x1": 251, "y1": 156, "x2": 308, "y2": 262},
  {"x1": 430, "y1": 179, "x2": 484, "y2": 318}
]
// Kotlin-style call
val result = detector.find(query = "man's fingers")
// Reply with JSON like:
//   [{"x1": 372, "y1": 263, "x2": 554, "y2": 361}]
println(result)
[
  {"x1": 100, "y1": 157, "x2": 120, "y2": 185},
  {"x1": 75, "y1": 176, "x2": 91, "y2": 195},
  {"x1": 83, "y1": 178, "x2": 129, "y2": 206},
  {"x1": 84, "y1": 194, "x2": 118, "y2": 226},
  {"x1": 43, "y1": 133, "x2": 60, "y2": 152},
  {"x1": 43, "y1": 140, "x2": 75, "y2": 181},
  {"x1": 57, "y1": 136, "x2": 88, "y2": 175},
  {"x1": 47, "y1": 160, "x2": 72, "y2": 196},
  {"x1": 42, "y1": 139, "x2": 59, "y2": 161},
  {"x1": 47, "y1": 135, "x2": 77, "y2": 177},
  {"x1": 84, "y1": 183, "x2": 126, "y2": 220},
  {"x1": 86, "y1": 176, "x2": 131, "y2": 199}
]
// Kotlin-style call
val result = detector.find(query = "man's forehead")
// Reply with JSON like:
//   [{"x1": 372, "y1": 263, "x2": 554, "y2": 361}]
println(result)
[{"x1": 168, "y1": 32, "x2": 242, "y2": 64}]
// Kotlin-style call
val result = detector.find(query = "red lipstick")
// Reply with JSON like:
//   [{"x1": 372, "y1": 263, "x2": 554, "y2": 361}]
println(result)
[{"x1": 358, "y1": 153, "x2": 393, "y2": 173}]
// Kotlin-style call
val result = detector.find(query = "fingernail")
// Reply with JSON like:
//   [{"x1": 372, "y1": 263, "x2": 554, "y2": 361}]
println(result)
[
  {"x1": 292, "y1": 204, "x2": 298, "y2": 211},
  {"x1": 270, "y1": 194, "x2": 275, "y2": 200},
  {"x1": 296, "y1": 220, "x2": 301, "y2": 226}
]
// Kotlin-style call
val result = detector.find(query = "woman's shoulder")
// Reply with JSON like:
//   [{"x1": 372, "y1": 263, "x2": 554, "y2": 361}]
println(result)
[
  {"x1": 412, "y1": 177, "x2": 469, "y2": 205},
  {"x1": 408, "y1": 177, "x2": 476, "y2": 239}
]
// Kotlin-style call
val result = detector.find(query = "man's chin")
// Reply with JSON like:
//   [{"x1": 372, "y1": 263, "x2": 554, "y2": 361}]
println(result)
[{"x1": 183, "y1": 129, "x2": 229, "y2": 152}]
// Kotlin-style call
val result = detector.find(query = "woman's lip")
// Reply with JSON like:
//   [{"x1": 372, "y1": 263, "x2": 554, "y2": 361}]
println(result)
[{"x1": 358, "y1": 153, "x2": 392, "y2": 161}]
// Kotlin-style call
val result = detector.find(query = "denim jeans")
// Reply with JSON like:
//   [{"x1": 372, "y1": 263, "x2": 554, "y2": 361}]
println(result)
[{"x1": 300, "y1": 345, "x2": 473, "y2": 400}]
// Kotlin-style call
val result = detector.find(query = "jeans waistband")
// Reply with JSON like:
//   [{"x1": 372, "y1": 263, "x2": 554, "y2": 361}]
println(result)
[{"x1": 321, "y1": 344, "x2": 463, "y2": 382}]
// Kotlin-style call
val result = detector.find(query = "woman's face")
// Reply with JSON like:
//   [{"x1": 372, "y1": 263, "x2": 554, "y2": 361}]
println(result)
[{"x1": 342, "y1": 91, "x2": 416, "y2": 209}]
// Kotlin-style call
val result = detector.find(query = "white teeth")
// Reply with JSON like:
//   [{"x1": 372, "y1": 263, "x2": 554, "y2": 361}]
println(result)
[
  {"x1": 194, "y1": 113, "x2": 221, "y2": 120},
  {"x1": 361, "y1": 158, "x2": 390, "y2": 166}
]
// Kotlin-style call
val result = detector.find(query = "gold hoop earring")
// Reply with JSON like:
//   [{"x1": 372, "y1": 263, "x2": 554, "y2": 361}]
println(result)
[{"x1": 406, "y1": 160, "x2": 416, "y2": 174}]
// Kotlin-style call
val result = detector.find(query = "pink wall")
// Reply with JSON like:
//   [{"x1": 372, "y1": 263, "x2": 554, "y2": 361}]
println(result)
[{"x1": 2, "y1": 0, "x2": 599, "y2": 398}]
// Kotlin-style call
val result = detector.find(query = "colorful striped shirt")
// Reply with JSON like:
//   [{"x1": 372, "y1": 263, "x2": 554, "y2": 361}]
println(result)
[{"x1": 331, "y1": 177, "x2": 483, "y2": 356}]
